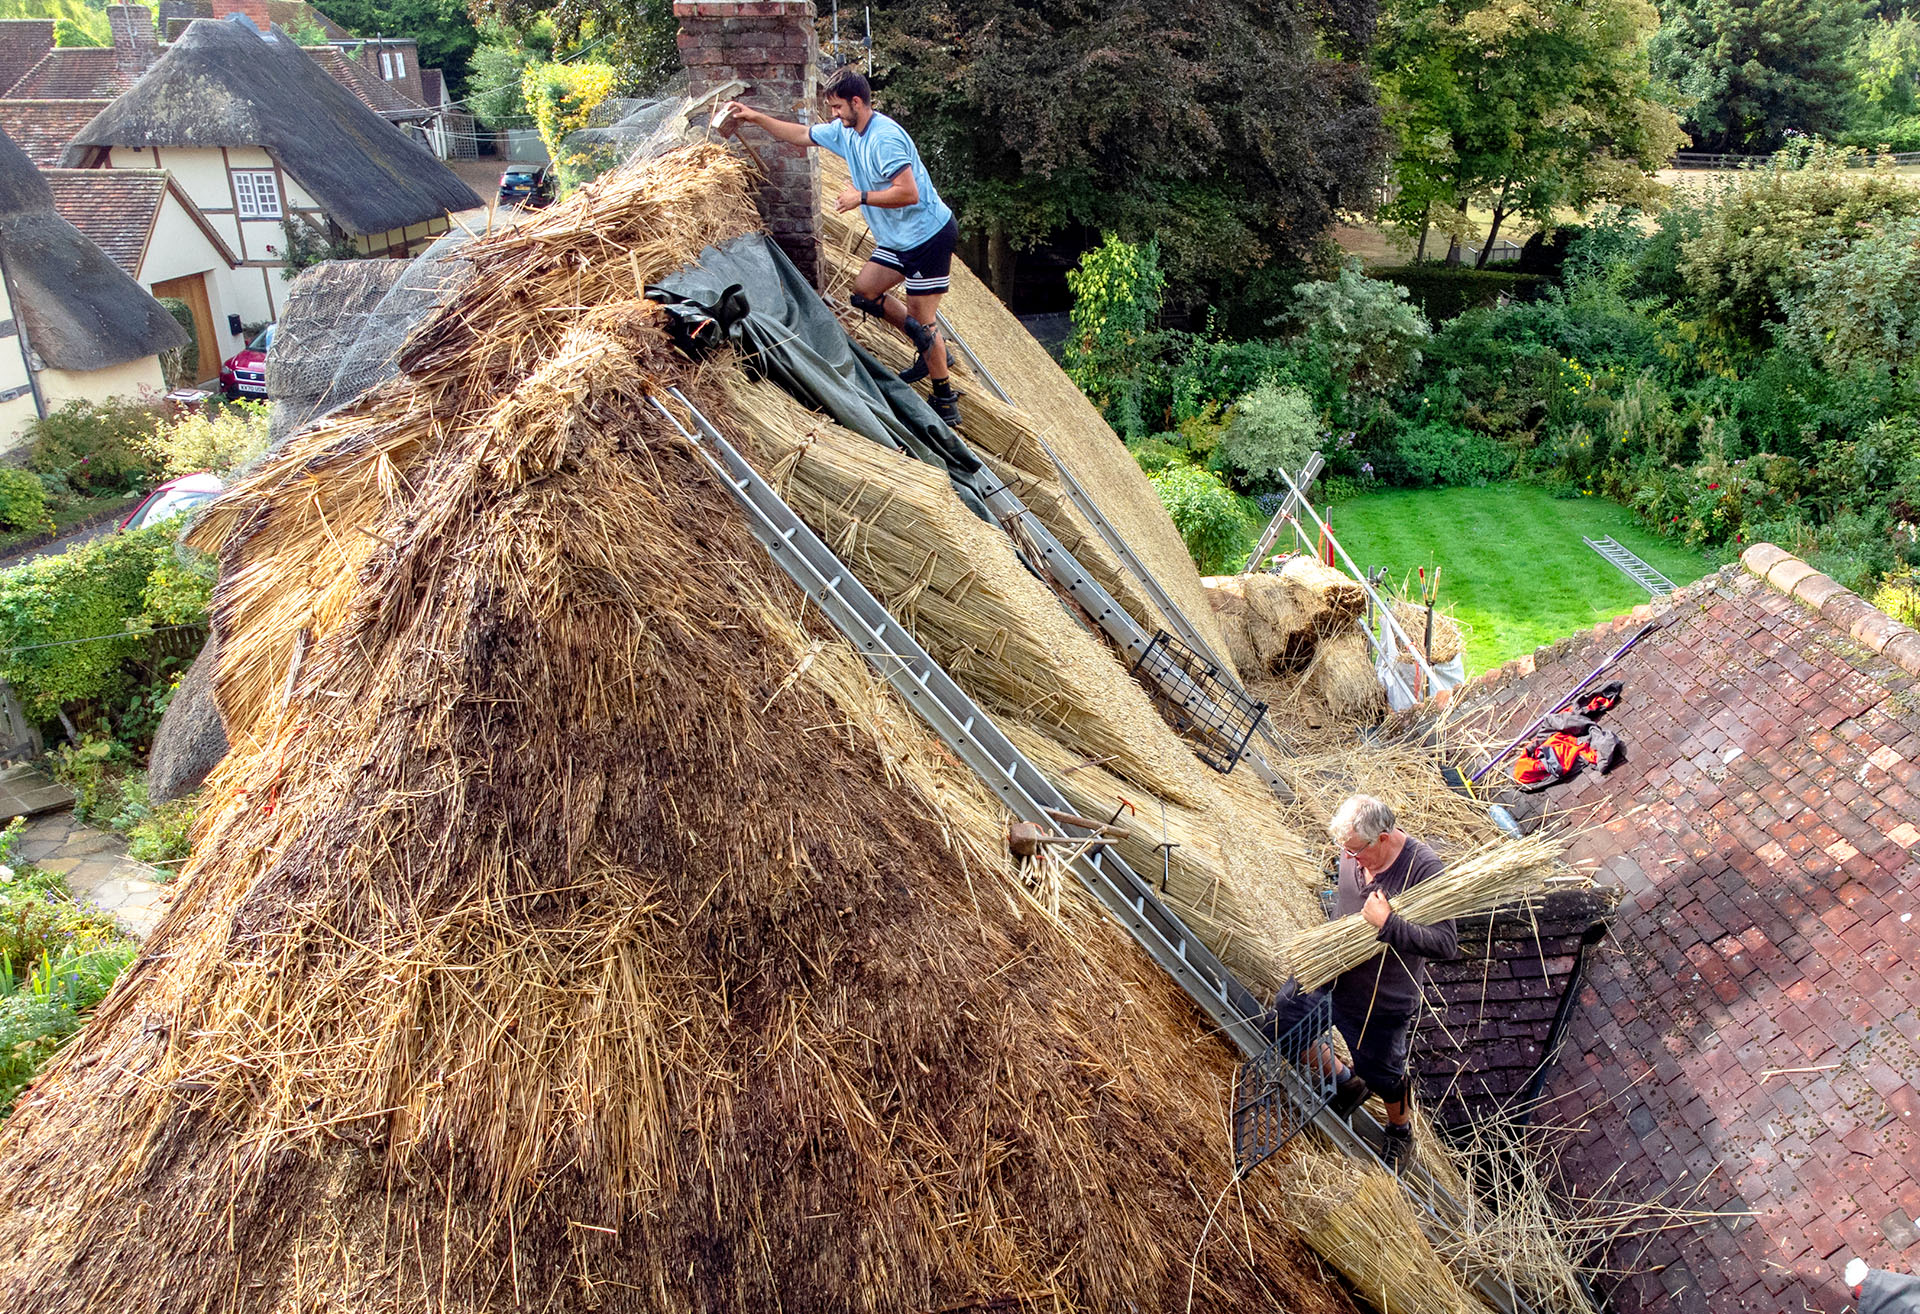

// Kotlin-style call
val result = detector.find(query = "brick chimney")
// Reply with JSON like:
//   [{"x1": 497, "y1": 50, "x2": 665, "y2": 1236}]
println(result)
[
  {"x1": 107, "y1": 4, "x2": 158, "y2": 75},
  {"x1": 673, "y1": 0, "x2": 821, "y2": 286}
]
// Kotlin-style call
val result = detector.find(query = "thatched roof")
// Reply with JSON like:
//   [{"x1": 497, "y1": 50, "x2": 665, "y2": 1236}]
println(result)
[
  {"x1": 0, "y1": 124, "x2": 184, "y2": 371},
  {"x1": 61, "y1": 18, "x2": 478, "y2": 235},
  {"x1": 0, "y1": 144, "x2": 1355, "y2": 1314}
]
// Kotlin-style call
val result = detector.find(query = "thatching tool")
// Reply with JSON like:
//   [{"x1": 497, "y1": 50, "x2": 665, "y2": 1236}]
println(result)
[
  {"x1": 1154, "y1": 799, "x2": 1179, "y2": 894},
  {"x1": 708, "y1": 100, "x2": 769, "y2": 177},
  {"x1": 1043, "y1": 806, "x2": 1130, "y2": 839},
  {"x1": 1469, "y1": 620, "x2": 1656, "y2": 785}
]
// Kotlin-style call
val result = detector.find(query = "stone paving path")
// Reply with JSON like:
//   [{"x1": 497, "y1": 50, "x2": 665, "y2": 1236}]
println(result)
[{"x1": 13, "y1": 807, "x2": 169, "y2": 939}]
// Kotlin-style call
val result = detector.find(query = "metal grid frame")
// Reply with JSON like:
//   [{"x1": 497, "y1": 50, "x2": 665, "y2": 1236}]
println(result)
[
  {"x1": 1232, "y1": 991, "x2": 1337, "y2": 1174},
  {"x1": 1127, "y1": 629, "x2": 1268, "y2": 774}
]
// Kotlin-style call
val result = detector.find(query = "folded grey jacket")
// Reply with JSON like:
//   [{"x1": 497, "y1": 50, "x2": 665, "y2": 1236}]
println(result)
[{"x1": 1862, "y1": 1269, "x2": 1920, "y2": 1314}]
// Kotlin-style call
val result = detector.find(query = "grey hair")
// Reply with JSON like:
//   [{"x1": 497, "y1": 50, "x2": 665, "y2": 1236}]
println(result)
[{"x1": 1329, "y1": 794, "x2": 1395, "y2": 848}]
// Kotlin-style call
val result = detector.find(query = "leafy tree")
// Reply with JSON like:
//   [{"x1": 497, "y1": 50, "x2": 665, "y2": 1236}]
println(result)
[
  {"x1": 1648, "y1": 0, "x2": 1865, "y2": 152},
  {"x1": 866, "y1": 0, "x2": 1387, "y2": 298},
  {"x1": 471, "y1": 0, "x2": 676, "y2": 95},
  {"x1": 1286, "y1": 259, "x2": 1432, "y2": 397},
  {"x1": 52, "y1": 15, "x2": 100, "y2": 45},
  {"x1": 1678, "y1": 142, "x2": 1920, "y2": 352},
  {"x1": 1782, "y1": 214, "x2": 1920, "y2": 376},
  {"x1": 467, "y1": 31, "x2": 545, "y2": 127},
  {"x1": 1215, "y1": 382, "x2": 1321, "y2": 490},
  {"x1": 318, "y1": 0, "x2": 482, "y2": 97},
  {"x1": 521, "y1": 59, "x2": 615, "y2": 183},
  {"x1": 1375, "y1": 0, "x2": 1685, "y2": 267},
  {"x1": 1063, "y1": 235, "x2": 1167, "y2": 437},
  {"x1": 1851, "y1": 12, "x2": 1920, "y2": 122}
]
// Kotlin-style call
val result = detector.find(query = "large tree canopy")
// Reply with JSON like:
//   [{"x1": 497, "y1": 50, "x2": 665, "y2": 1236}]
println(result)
[
  {"x1": 470, "y1": 0, "x2": 676, "y2": 96},
  {"x1": 325, "y1": 0, "x2": 482, "y2": 97},
  {"x1": 1648, "y1": 0, "x2": 1865, "y2": 153},
  {"x1": 1375, "y1": 0, "x2": 1685, "y2": 267},
  {"x1": 867, "y1": 0, "x2": 1389, "y2": 297}
]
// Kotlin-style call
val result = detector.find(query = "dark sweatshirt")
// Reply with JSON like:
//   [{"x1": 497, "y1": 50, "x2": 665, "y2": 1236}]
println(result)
[{"x1": 1329, "y1": 835, "x2": 1458, "y2": 1023}]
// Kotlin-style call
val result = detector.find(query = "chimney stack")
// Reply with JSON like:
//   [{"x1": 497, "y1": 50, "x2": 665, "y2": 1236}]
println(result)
[
  {"x1": 107, "y1": 4, "x2": 158, "y2": 75},
  {"x1": 673, "y1": 0, "x2": 821, "y2": 287}
]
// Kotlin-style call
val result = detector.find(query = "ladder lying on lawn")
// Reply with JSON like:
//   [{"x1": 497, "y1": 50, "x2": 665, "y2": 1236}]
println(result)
[
  {"x1": 651, "y1": 386, "x2": 1544, "y2": 1314},
  {"x1": 1584, "y1": 535, "x2": 1676, "y2": 598}
]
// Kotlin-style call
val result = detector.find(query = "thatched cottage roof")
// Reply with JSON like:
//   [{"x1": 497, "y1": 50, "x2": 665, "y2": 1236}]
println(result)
[
  {"x1": 0, "y1": 145, "x2": 1357, "y2": 1314},
  {"x1": 0, "y1": 124, "x2": 183, "y2": 371},
  {"x1": 61, "y1": 18, "x2": 478, "y2": 236}
]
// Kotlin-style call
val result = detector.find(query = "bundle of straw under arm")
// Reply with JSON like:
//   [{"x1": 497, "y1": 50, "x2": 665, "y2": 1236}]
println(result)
[
  {"x1": 0, "y1": 151, "x2": 1359, "y2": 1314},
  {"x1": 1278, "y1": 832, "x2": 1567, "y2": 992}
]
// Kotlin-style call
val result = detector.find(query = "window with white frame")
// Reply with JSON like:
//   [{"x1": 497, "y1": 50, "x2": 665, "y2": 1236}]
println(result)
[
  {"x1": 232, "y1": 169, "x2": 282, "y2": 219},
  {"x1": 379, "y1": 49, "x2": 392, "y2": 78},
  {"x1": 393, "y1": 48, "x2": 405, "y2": 76}
]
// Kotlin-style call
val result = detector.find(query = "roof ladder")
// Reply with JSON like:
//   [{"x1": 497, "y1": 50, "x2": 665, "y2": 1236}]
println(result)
[{"x1": 651, "y1": 387, "x2": 1544, "y2": 1314}]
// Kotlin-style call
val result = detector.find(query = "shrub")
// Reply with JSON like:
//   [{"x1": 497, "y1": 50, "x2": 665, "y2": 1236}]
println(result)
[
  {"x1": 127, "y1": 793, "x2": 197, "y2": 865},
  {"x1": 1166, "y1": 334, "x2": 1299, "y2": 424},
  {"x1": 0, "y1": 466, "x2": 49, "y2": 532},
  {"x1": 142, "y1": 401, "x2": 269, "y2": 478},
  {"x1": 26, "y1": 399, "x2": 164, "y2": 497},
  {"x1": 1781, "y1": 214, "x2": 1920, "y2": 378},
  {"x1": 1383, "y1": 420, "x2": 1513, "y2": 486},
  {"x1": 1065, "y1": 235, "x2": 1167, "y2": 438},
  {"x1": 1286, "y1": 259, "x2": 1432, "y2": 399},
  {"x1": 1148, "y1": 463, "x2": 1247, "y2": 574},
  {"x1": 1213, "y1": 381, "x2": 1320, "y2": 491},
  {"x1": 1874, "y1": 566, "x2": 1920, "y2": 628},
  {"x1": 1376, "y1": 266, "x2": 1544, "y2": 324},
  {"x1": 0, "y1": 524, "x2": 205, "y2": 720},
  {"x1": 1127, "y1": 435, "x2": 1187, "y2": 474}
]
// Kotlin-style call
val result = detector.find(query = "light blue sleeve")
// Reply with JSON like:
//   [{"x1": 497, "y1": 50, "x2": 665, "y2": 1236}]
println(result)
[
  {"x1": 868, "y1": 119, "x2": 913, "y2": 181},
  {"x1": 808, "y1": 120, "x2": 847, "y2": 156}
]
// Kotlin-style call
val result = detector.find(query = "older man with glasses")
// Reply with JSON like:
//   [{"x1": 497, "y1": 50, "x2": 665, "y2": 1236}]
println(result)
[{"x1": 1270, "y1": 793, "x2": 1457, "y2": 1170}]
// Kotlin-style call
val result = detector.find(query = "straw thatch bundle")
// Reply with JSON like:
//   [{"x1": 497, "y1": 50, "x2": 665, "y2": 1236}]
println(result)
[
  {"x1": 815, "y1": 156, "x2": 1237, "y2": 666},
  {"x1": 0, "y1": 147, "x2": 1360, "y2": 1314},
  {"x1": 1202, "y1": 559, "x2": 1367, "y2": 682},
  {"x1": 721, "y1": 375, "x2": 1324, "y2": 986},
  {"x1": 1289, "y1": 1153, "x2": 1496, "y2": 1314},
  {"x1": 1278, "y1": 832, "x2": 1566, "y2": 991},
  {"x1": 1391, "y1": 602, "x2": 1464, "y2": 666}
]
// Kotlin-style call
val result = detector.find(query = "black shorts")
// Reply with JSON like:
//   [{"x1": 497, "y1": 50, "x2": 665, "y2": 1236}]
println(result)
[{"x1": 869, "y1": 215, "x2": 958, "y2": 295}]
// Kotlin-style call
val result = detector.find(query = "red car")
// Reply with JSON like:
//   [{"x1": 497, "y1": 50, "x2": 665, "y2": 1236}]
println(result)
[{"x1": 219, "y1": 322, "x2": 275, "y2": 399}]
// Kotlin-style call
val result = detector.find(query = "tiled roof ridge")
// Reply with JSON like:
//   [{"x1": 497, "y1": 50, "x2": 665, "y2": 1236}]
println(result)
[
  {"x1": 1453, "y1": 564, "x2": 1741, "y2": 703},
  {"x1": 1738, "y1": 542, "x2": 1920, "y2": 679}
]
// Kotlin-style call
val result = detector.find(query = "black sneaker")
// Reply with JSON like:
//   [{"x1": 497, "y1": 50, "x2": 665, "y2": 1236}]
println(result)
[
  {"x1": 929, "y1": 387, "x2": 964, "y2": 426},
  {"x1": 1381, "y1": 1121, "x2": 1413, "y2": 1172},
  {"x1": 1329, "y1": 1074, "x2": 1370, "y2": 1119}
]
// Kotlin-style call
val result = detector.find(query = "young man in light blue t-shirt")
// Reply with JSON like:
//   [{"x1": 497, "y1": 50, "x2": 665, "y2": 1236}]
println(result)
[{"x1": 722, "y1": 70, "x2": 964, "y2": 426}]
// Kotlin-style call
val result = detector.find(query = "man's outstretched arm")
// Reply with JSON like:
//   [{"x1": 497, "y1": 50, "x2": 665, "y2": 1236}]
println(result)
[{"x1": 722, "y1": 102, "x2": 814, "y2": 148}]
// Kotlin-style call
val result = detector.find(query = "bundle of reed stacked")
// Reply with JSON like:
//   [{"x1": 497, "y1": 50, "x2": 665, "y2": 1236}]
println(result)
[
  {"x1": 724, "y1": 376, "x2": 1326, "y2": 982},
  {"x1": 0, "y1": 145, "x2": 1366, "y2": 1314},
  {"x1": 814, "y1": 157, "x2": 1236, "y2": 666},
  {"x1": 1203, "y1": 558, "x2": 1384, "y2": 727},
  {"x1": 1288, "y1": 1152, "x2": 1498, "y2": 1314}
]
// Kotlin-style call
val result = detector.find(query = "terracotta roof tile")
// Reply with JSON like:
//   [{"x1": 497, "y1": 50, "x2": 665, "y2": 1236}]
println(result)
[
  {"x1": 41, "y1": 167, "x2": 167, "y2": 275},
  {"x1": 0, "y1": 20, "x2": 54, "y2": 99},
  {"x1": 303, "y1": 44, "x2": 426, "y2": 117},
  {"x1": 0, "y1": 99, "x2": 111, "y2": 167},
  {"x1": 1452, "y1": 555, "x2": 1920, "y2": 1313},
  {"x1": 162, "y1": 0, "x2": 347, "y2": 40},
  {"x1": 5, "y1": 48, "x2": 144, "y2": 100}
]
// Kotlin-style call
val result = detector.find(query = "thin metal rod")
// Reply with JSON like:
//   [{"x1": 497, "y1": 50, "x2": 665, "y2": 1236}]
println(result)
[{"x1": 1469, "y1": 622, "x2": 1655, "y2": 784}]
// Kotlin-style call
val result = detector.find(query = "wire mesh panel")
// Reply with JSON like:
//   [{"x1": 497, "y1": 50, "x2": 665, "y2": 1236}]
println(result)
[
  {"x1": 1232, "y1": 990, "x2": 1336, "y2": 1175},
  {"x1": 1128, "y1": 629, "x2": 1268, "y2": 774}
]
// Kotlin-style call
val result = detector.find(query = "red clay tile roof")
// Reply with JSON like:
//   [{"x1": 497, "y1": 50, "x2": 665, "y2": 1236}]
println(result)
[
  {"x1": 303, "y1": 44, "x2": 427, "y2": 117},
  {"x1": 41, "y1": 167, "x2": 167, "y2": 275},
  {"x1": 4, "y1": 47, "x2": 144, "y2": 100},
  {"x1": 1453, "y1": 552, "x2": 1920, "y2": 1314},
  {"x1": 0, "y1": 99, "x2": 111, "y2": 167},
  {"x1": 0, "y1": 20, "x2": 54, "y2": 99},
  {"x1": 162, "y1": 0, "x2": 347, "y2": 40}
]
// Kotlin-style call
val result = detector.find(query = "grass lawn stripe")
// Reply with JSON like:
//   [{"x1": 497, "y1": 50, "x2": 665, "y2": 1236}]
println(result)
[{"x1": 1320, "y1": 484, "x2": 1718, "y2": 675}]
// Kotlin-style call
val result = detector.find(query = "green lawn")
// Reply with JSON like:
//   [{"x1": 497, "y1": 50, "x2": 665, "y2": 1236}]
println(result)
[{"x1": 1317, "y1": 484, "x2": 1719, "y2": 675}]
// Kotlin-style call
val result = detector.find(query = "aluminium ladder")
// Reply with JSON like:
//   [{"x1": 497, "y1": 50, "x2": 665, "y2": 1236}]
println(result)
[
  {"x1": 1584, "y1": 536, "x2": 1676, "y2": 598},
  {"x1": 936, "y1": 313, "x2": 1297, "y2": 775},
  {"x1": 652, "y1": 386, "x2": 1541, "y2": 1314}
]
